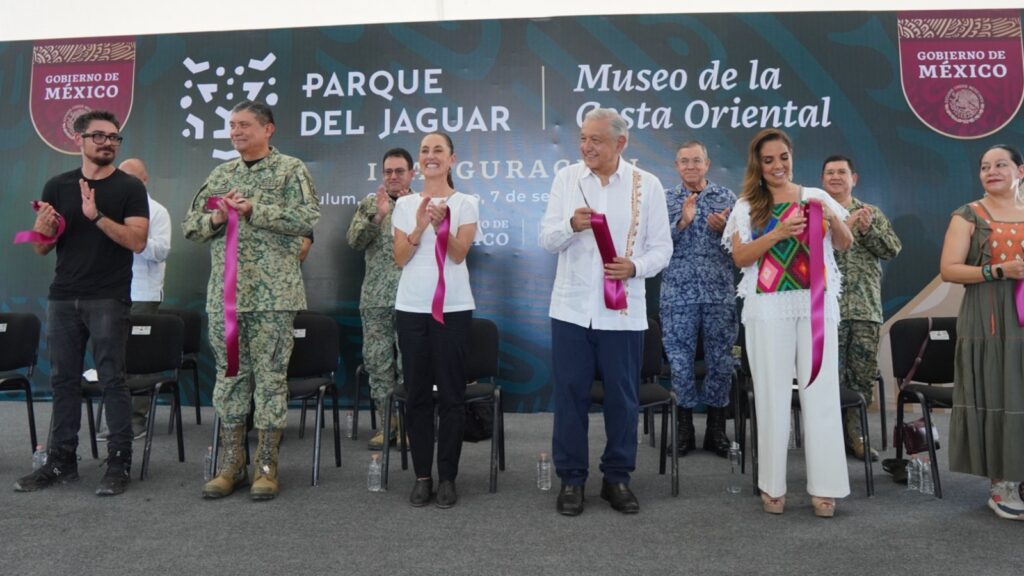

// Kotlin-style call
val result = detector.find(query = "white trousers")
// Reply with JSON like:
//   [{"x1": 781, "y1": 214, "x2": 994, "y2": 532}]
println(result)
[{"x1": 746, "y1": 315, "x2": 851, "y2": 498}]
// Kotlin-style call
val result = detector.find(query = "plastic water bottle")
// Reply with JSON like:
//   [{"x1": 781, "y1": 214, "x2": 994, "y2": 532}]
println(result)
[
  {"x1": 32, "y1": 445, "x2": 47, "y2": 470},
  {"x1": 919, "y1": 456, "x2": 935, "y2": 495},
  {"x1": 367, "y1": 453, "x2": 383, "y2": 492},
  {"x1": 203, "y1": 446, "x2": 213, "y2": 481},
  {"x1": 537, "y1": 452, "x2": 552, "y2": 491},
  {"x1": 345, "y1": 411, "x2": 354, "y2": 439},
  {"x1": 726, "y1": 441, "x2": 742, "y2": 494},
  {"x1": 907, "y1": 456, "x2": 921, "y2": 492}
]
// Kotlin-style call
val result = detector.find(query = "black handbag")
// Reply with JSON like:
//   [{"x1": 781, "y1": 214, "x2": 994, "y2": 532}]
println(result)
[{"x1": 463, "y1": 397, "x2": 494, "y2": 442}]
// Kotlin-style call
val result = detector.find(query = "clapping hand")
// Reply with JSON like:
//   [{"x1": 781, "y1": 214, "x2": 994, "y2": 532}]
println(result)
[
  {"x1": 426, "y1": 199, "x2": 448, "y2": 230},
  {"x1": 374, "y1": 185, "x2": 390, "y2": 220},
  {"x1": 846, "y1": 207, "x2": 872, "y2": 234},
  {"x1": 678, "y1": 194, "x2": 697, "y2": 229},
  {"x1": 707, "y1": 207, "x2": 730, "y2": 233},
  {"x1": 80, "y1": 179, "x2": 99, "y2": 221}
]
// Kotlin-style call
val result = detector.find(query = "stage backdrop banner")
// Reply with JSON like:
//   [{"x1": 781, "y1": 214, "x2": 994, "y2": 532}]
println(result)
[{"x1": 2, "y1": 10, "x2": 1022, "y2": 411}]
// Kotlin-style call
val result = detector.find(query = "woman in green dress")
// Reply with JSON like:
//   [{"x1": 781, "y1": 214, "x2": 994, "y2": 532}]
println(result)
[{"x1": 940, "y1": 144, "x2": 1024, "y2": 521}]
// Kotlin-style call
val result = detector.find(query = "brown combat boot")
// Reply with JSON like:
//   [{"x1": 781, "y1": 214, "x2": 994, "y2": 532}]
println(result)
[
  {"x1": 202, "y1": 423, "x2": 248, "y2": 499},
  {"x1": 367, "y1": 410, "x2": 399, "y2": 451},
  {"x1": 250, "y1": 428, "x2": 283, "y2": 501},
  {"x1": 845, "y1": 410, "x2": 878, "y2": 462}
]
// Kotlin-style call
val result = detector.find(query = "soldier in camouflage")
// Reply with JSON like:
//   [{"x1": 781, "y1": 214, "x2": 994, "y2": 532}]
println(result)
[
  {"x1": 183, "y1": 100, "x2": 320, "y2": 500},
  {"x1": 347, "y1": 147, "x2": 413, "y2": 450},
  {"x1": 822, "y1": 155, "x2": 901, "y2": 462}
]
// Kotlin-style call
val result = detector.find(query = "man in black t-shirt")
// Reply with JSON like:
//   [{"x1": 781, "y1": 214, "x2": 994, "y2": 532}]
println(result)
[{"x1": 14, "y1": 110, "x2": 149, "y2": 497}]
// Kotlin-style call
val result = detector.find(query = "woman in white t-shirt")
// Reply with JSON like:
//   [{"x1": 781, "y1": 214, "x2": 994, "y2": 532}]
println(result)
[
  {"x1": 392, "y1": 132, "x2": 479, "y2": 509},
  {"x1": 723, "y1": 128, "x2": 853, "y2": 518}
]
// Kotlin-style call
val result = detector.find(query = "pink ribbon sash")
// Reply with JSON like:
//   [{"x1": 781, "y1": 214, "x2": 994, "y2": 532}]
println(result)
[
  {"x1": 1015, "y1": 280, "x2": 1024, "y2": 326},
  {"x1": 206, "y1": 197, "x2": 240, "y2": 377},
  {"x1": 804, "y1": 201, "x2": 825, "y2": 388},
  {"x1": 431, "y1": 206, "x2": 451, "y2": 324},
  {"x1": 590, "y1": 212, "x2": 627, "y2": 310},
  {"x1": 13, "y1": 201, "x2": 66, "y2": 245}
]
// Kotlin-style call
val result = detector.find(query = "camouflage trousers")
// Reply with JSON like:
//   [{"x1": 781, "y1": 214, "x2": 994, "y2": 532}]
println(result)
[
  {"x1": 209, "y1": 310, "x2": 296, "y2": 429},
  {"x1": 361, "y1": 307, "x2": 402, "y2": 407},
  {"x1": 661, "y1": 302, "x2": 738, "y2": 409},
  {"x1": 837, "y1": 319, "x2": 879, "y2": 405}
]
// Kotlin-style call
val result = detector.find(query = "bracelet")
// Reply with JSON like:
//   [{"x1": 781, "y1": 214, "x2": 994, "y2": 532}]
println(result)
[
  {"x1": 91, "y1": 211, "x2": 105, "y2": 224},
  {"x1": 981, "y1": 264, "x2": 994, "y2": 282}
]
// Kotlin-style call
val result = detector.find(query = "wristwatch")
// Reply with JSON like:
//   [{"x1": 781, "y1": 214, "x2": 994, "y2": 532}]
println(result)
[
  {"x1": 91, "y1": 210, "x2": 105, "y2": 224},
  {"x1": 995, "y1": 265, "x2": 1005, "y2": 279}
]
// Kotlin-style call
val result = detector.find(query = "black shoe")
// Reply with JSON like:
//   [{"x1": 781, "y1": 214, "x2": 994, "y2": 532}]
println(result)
[
  {"x1": 409, "y1": 478, "x2": 433, "y2": 507},
  {"x1": 13, "y1": 448, "x2": 79, "y2": 492},
  {"x1": 95, "y1": 450, "x2": 131, "y2": 496},
  {"x1": 436, "y1": 480, "x2": 458, "y2": 509},
  {"x1": 677, "y1": 407, "x2": 696, "y2": 456},
  {"x1": 600, "y1": 479, "x2": 639, "y2": 514},
  {"x1": 703, "y1": 407, "x2": 732, "y2": 458},
  {"x1": 883, "y1": 458, "x2": 908, "y2": 485},
  {"x1": 556, "y1": 483, "x2": 585, "y2": 516}
]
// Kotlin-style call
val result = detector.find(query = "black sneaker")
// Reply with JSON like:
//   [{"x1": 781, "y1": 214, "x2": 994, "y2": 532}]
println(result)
[
  {"x1": 13, "y1": 450, "x2": 79, "y2": 492},
  {"x1": 96, "y1": 450, "x2": 132, "y2": 496}
]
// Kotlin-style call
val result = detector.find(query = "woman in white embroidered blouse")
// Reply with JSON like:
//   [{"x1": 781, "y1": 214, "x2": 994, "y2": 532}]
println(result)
[
  {"x1": 723, "y1": 128, "x2": 852, "y2": 517},
  {"x1": 392, "y1": 132, "x2": 478, "y2": 509}
]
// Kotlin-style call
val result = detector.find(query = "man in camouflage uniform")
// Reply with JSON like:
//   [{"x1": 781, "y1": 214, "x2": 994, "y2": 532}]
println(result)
[
  {"x1": 822, "y1": 155, "x2": 901, "y2": 461},
  {"x1": 184, "y1": 100, "x2": 320, "y2": 500},
  {"x1": 346, "y1": 147, "x2": 413, "y2": 449}
]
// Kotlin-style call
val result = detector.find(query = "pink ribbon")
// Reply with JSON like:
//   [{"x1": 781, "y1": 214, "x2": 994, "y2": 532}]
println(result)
[
  {"x1": 804, "y1": 201, "x2": 825, "y2": 388},
  {"x1": 590, "y1": 212, "x2": 627, "y2": 310},
  {"x1": 13, "y1": 201, "x2": 66, "y2": 245},
  {"x1": 206, "y1": 197, "x2": 240, "y2": 377},
  {"x1": 1015, "y1": 280, "x2": 1024, "y2": 327},
  {"x1": 431, "y1": 206, "x2": 451, "y2": 324}
]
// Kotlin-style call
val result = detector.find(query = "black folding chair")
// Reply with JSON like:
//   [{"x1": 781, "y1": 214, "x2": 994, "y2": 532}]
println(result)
[
  {"x1": 160, "y1": 308, "x2": 205, "y2": 425},
  {"x1": 208, "y1": 312, "x2": 342, "y2": 486},
  {"x1": 0, "y1": 313, "x2": 42, "y2": 453},
  {"x1": 890, "y1": 317, "x2": 955, "y2": 499},
  {"x1": 83, "y1": 314, "x2": 185, "y2": 480},
  {"x1": 286, "y1": 311, "x2": 341, "y2": 486}
]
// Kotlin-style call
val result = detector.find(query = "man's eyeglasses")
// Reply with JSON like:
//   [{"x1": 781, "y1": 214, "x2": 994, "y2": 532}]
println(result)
[
  {"x1": 384, "y1": 168, "x2": 408, "y2": 176},
  {"x1": 80, "y1": 132, "x2": 124, "y2": 145}
]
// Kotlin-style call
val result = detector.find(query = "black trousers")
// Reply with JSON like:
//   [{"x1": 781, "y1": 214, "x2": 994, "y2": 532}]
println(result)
[
  {"x1": 396, "y1": 310, "x2": 472, "y2": 481},
  {"x1": 48, "y1": 298, "x2": 132, "y2": 454}
]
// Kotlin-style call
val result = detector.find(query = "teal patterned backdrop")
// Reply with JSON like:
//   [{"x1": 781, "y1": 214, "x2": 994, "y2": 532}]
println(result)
[{"x1": 2, "y1": 11, "x2": 1021, "y2": 411}]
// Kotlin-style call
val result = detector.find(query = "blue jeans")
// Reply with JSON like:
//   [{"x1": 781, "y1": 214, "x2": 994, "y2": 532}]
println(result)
[{"x1": 47, "y1": 299, "x2": 132, "y2": 454}]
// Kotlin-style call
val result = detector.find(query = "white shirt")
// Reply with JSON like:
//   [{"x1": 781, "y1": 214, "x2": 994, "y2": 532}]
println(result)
[
  {"x1": 131, "y1": 195, "x2": 171, "y2": 303},
  {"x1": 722, "y1": 186, "x2": 848, "y2": 322},
  {"x1": 540, "y1": 159, "x2": 672, "y2": 331},
  {"x1": 392, "y1": 192, "x2": 478, "y2": 313}
]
